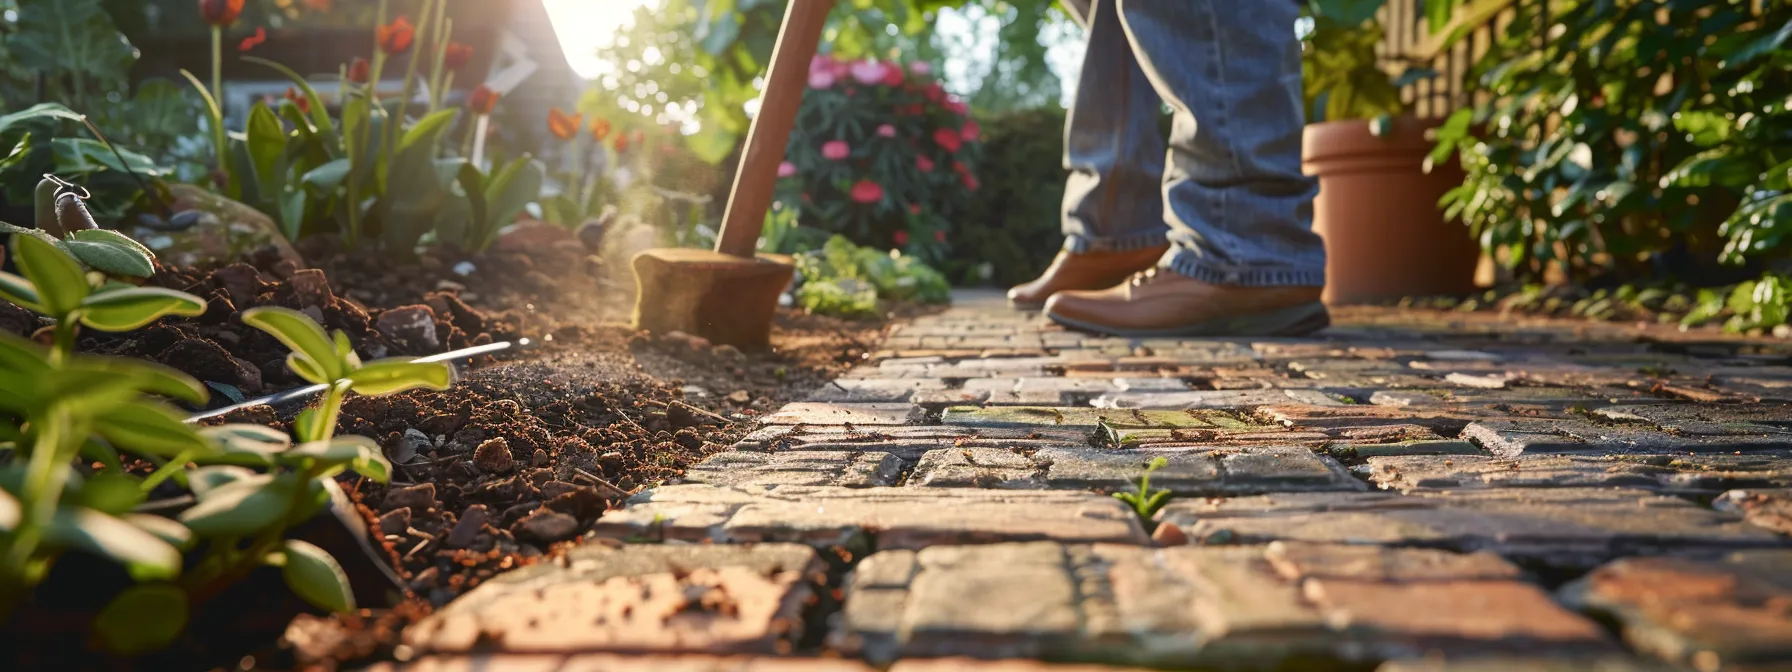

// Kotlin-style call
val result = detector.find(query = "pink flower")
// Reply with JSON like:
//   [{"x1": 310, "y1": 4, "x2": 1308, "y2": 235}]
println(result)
[
  {"x1": 893, "y1": 230, "x2": 910, "y2": 245},
  {"x1": 945, "y1": 98, "x2": 969, "y2": 115},
  {"x1": 961, "y1": 172, "x2": 980, "y2": 191},
  {"x1": 916, "y1": 155, "x2": 935, "y2": 172},
  {"x1": 850, "y1": 180, "x2": 884, "y2": 204},
  {"x1": 909, "y1": 203, "x2": 923, "y2": 215},
  {"x1": 777, "y1": 161, "x2": 797, "y2": 177},
  {"x1": 822, "y1": 140, "x2": 850, "y2": 160},
  {"x1": 908, "y1": 61, "x2": 933, "y2": 76},
  {"x1": 850, "y1": 60, "x2": 887, "y2": 85},
  {"x1": 881, "y1": 65, "x2": 904, "y2": 87},
  {"x1": 934, "y1": 230, "x2": 946, "y2": 243},
  {"x1": 876, "y1": 124, "x2": 896, "y2": 138},
  {"x1": 924, "y1": 82, "x2": 944, "y2": 103},
  {"x1": 961, "y1": 120, "x2": 981, "y2": 142},
  {"x1": 933, "y1": 127, "x2": 962, "y2": 153},
  {"x1": 809, "y1": 70, "x2": 836, "y2": 89}
]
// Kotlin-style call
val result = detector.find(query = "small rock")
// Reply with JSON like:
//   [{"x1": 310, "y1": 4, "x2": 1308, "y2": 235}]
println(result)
[
  {"x1": 376, "y1": 508, "x2": 411, "y2": 536},
  {"x1": 681, "y1": 385, "x2": 712, "y2": 398},
  {"x1": 212, "y1": 263, "x2": 268, "y2": 307},
  {"x1": 383, "y1": 483, "x2": 435, "y2": 513},
  {"x1": 269, "y1": 259, "x2": 301, "y2": 280},
  {"x1": 376, "y1": 305, "x2": 441, "y2": 351},
  {"x1": 434, "y1": 279, "x2": 466, "y2": 293},
  {"x1": 445, "y1": 504, "x2": 489, "y2": 549},
  {"x1": 541, "y1": 486, "x2": 606, "y2": 520},
  {"x1": 1151, "y1": 520, "x2": 1189, "y2": 547},
  {"x1": 664, "y1": 330, "x2": 711, "y2": 349},
  {"x1": 532, "y1": 448, "x2": 551, "y2": 467},
  {"x1": 288, "y1": 268, "x2": 332, "y2": 308},
  {"x1": 726, "y1": 390, "x2": 752, "y2": 404},
  {"x1": 300, "y1": 305, "x2": 326, "y2": 324},
  {"x1": 473, "y1": 437, "x2": 514, "y2": 474},
  {"x1": 511, "y1": 509, "x2": 579, "y2": 544},
  {"x1": 713, "y1": 344, "x2": 745, "y2": 361},
  {"x1": 393, "y1": 429, "x2": 431, "y2": 464},
  {"x1": 452, "y1": 261, "x2": 476, "y2": 276},
  {"x1": 575, "y1": 217, "x2": 609, "y2": 252}
]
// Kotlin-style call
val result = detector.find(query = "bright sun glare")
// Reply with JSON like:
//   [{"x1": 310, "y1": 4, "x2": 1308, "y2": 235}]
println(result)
[{"x1": 543, "y1": 0, "x2": 649, "y2": 80}]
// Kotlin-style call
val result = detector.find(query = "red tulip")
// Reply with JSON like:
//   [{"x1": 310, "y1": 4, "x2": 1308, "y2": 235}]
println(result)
[
  {"x1": 548, "y1": 107, "x2": 581, "y2": 140},
  {"x1": 469, "y1": 85, "x2": 500, "y2": 114},
  {"x1": 377, "y1": 16, "x2": 415, "y2": 55},
  {"x1": 444, "y1": 42, "x2": 473, "y2": 71},
  {"x1": 199, "y1": 0, "x2": 245, "y2": 26},
  {"x1": 850, "y1": 180, "x2": 884, "y2": 204},
  {"x1": 347, "y1": 57, "x2": 371, "y2": 84},
  {"x1": 284, "y1": 87, "x2": 310, "y2": 114},
  {"x1": 933, "y1": 127, "x2": 962, "y2": 153},
  {"x1": 238, "y1": 26, "x2": 267, "y2": 52}
]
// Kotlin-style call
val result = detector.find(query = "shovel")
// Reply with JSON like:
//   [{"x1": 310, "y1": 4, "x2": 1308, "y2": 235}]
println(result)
[{"x1": 630, "y1": 0, "x2": 834, "y2": 350}]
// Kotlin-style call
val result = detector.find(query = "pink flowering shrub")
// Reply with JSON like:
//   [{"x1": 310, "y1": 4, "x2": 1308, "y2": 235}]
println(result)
[{"x1": 775, "y1": 54, "x2": 983, "y2": 264}]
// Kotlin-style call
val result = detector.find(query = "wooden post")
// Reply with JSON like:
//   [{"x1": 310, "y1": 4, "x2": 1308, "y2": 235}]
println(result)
[{"x1": 712, "y1": 0, "x2": 834, "y2": 258}]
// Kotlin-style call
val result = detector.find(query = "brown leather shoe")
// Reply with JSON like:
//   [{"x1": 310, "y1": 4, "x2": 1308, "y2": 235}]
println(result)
[
  {"x1": 1044, "y1": 269, "x2": 1329, "y2": 337},
  {"x1": 1007, "y1": 245, "x2": 1170, "y2": 308}
]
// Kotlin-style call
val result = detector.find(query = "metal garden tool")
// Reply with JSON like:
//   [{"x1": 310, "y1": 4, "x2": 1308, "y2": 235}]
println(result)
[{"x1": 630, "y1": 0, "x2": 833, "y2": 350}]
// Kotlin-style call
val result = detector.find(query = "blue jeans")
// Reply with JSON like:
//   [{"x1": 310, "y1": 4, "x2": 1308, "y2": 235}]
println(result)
[{"x1": 1060, "y1": 0, "x2": 1325, "y2": 287}]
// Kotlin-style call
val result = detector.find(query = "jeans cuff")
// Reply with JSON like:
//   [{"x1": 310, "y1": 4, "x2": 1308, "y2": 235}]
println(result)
[
  {"x1": 1162, "y1": 249, "x2": 1326, "y2": 287},
  {"x1": 1064, "y1": 231, "x2": 1170, "y2": 254}
]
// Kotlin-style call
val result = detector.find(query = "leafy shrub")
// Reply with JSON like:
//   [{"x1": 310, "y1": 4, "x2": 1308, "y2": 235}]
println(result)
[
  {"x1": 776, "y1": 55, "x2": 983, "y2": 266},
  {"x1": 0, "y1": 104, "x2": 174, "y2": 225},
  {"x1": 794, "y1": 236, "x2": 949, "y2": 319},
  {"x1": 0, "y1": 234, "x2": 449, "y2": 653},
  {"x1": 948, "y1": 106, "x2": 1068, "y2": 286},
  {"x1": 1431, "y1": 0, "x2": 1792, "y2": 287}
]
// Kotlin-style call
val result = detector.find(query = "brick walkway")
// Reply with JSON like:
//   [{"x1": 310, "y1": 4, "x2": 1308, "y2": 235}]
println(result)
[{"x1": 382, "y1": 290, "x2": 1792, "y2": 672}]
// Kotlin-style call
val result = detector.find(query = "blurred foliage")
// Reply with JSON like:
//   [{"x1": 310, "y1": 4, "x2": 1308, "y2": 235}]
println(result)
[
  {"x1": 946, "y1": 106, "x2": 1066, "y2": 286},
  {"x1": 795, "y1": 235, "x2": 949, "y2": 318},
  {"x1": 585, "y1": 0, "x2": 1069, "y2": 165}
]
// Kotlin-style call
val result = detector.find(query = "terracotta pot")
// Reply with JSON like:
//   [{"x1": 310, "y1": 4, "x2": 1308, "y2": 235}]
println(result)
[{"x1": 1303, "y1": 116, "x2": 1480, "y2": 305}]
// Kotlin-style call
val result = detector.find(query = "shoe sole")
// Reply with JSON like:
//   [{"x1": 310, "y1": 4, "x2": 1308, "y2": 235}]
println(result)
[{"x1": 1048, "y1": 301, "x2": 1331, "y2": 338}]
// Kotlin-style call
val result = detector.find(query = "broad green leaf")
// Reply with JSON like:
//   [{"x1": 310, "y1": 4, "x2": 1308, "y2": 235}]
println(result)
[
  {"x1": 93, "y1": 402, "x2": 214, "y2": 459},
  {"x1": 0, "y1": 103, "x2": 88, "y2": 137},
  {"x1": 332, "y1": 329, "x2": 361, "y2": 369},
  {"x1": 285, "y1": 435, "x2": 390, "y2": 482},
  {"x1": 64, "y1": 238, "x2": 156, "y2": 277},
  {"x1": 94, "y1": 584, "x2": 189, "y2": 655},
  {"x1": 45, "y1": 507, "x2": 182, "y2": 581},
  {"x1": 345, "y1": 358, "x2": 454, "y2": 396},
  {"x1": 79, "y1": 287, "x2": 207, "y2": 331},
  {"x1": 66, "y1": 355, "x2": 209, "y2": 406},
  {"x1": 246, "y1": 103, "x2": 288, "y2": 205},
  {"x1": 69, "y1": 228, "x2": 155, "y2": 257},
  {"x1": 177, "y1": 472, "x2": 297, "y2": 538},
  {"x1": 188, "y1": 466, "x2": 261, "y2": 499},
  {"x1": 80, "y1": 473, "x2": 147, "y2": 515},
  {"x1": 280, "y1": 540, "x2": 356, "y2": 613},
  {"x1": 243, "y1": 56, "x2": 338, "y2": 139},
  {"x1": 0, "y1": 270, "x2": 44, "y2": 313},
  {"x1": 482, "y1": 157, "x2": 545, "y2": 249},
  {"x1": 397, "y1": 109, "x2": 461, "y2": 155},
  {"x1": 122, "y1": 513, "x2": 195, "y2": 550},
  {"x1": 241, "y1": 306, "x2": 344, "y2": 383},
  {"x1": 302, "y1": 158, "x2": 353, "y2": 195},
  {"x1": 13, "y1": 233, "x2": 89, "y2": 315},
  {"x1": 200, "y1": 424, "x2": 291, "y2": 467}
]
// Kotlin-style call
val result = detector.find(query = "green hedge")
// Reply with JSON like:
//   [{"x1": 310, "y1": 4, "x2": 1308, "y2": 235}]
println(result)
[{"x1": 943, "y1": 107, "x2": 1069, "y2": 287}]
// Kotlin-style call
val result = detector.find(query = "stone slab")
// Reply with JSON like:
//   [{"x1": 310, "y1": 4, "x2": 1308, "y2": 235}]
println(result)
[
  {"x1": 1091, "y1": 389, "x2": 1345, "y2": 410},
  {"x1": 759, "y1": 402, "x2": 926, "y2": 427},
  {"x1": 730, "y1": 425, "x2": 1088, "y2": 461},
  {"x1": 1562, "y1": 550, "x2": 1792, "y2": 670},
  {"x1": 371, "y1": 655, "x2": 872, "y2": 672},
  {"x1": 1368, "y1": 453, "x2": 1792, "y2": 494},
  {"x1": 807, "y1": 379, "x2": 951, "y2": 403},
  {"x1": 1715, "y1": 488, "x2": 1792, "y2": 535},
  {"x1": 684, "y1": 451, "x2": 904, "y2": 488},
  {"x1": 590, "y1": 485, "x2": 1149, "y2": 550},
  {"x1": 1158, "y1": 488, "x2": 1787, "y2": 568},
  {"x1": 832, "y1": 542, "x2": 1615, "y2": 667},
  {"x1": 908, "y1": 448, "x2": 1043, "y2": 488},
  {"x1": 405, "y1": 544, "x2": 823, "y2": 655},
  {"x1": 1462, "y1": 418, "x2": 1792, "y2": 457},
  {"x1": 940, "y1": 406, "x2": 1251, "y2": 431}
]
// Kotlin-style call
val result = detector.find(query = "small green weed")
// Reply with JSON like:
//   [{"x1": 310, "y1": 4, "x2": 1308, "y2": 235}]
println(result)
[{"x1": 1113, "y1": 456, "x2": 1172, "y2": 527}]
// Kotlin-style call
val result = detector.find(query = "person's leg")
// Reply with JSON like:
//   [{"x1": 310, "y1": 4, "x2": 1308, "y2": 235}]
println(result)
[
  {"x1": 1007, "y1": 0, "x2": 1169, "y2": 307},
  {"x1": 1044, "y1": 0, "x2": 1330, "y2": 336}
]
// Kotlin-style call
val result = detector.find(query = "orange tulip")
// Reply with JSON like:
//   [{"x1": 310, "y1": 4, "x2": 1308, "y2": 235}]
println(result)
[
  {"x1": 238, "y1": 26, "x2": 267, "y2": 52},
  {"x1": 377, "y1": 16, "x2": 415, "y2": 55},
  {"x1": 347, "y1": 57, "x2": 371, "y2": 84},
  {"x1": 444, "y1": 42, "x2": 473, "y2": 71},
  {"x1": 548, "y1": 108, "x2": 582, "y2": 141},
  {"x1": 590, "y1": 118, "x2": 612, "y2": 141}
]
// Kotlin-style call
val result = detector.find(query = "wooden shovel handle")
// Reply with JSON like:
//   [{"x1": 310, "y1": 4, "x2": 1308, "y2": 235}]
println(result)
[{"x1": 713, "y1": 0, "x2": 834, "y2": 258}]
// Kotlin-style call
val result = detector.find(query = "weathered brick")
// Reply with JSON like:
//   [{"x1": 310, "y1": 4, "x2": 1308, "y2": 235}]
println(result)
[
  {"x1": 1369, "y1": 453, "x2": 1792, "y2": 494},
  {"x1": 908, "y1": 448, "x2": 1041, "y2": 488},
  {"x1": 807, "y1": 379, "x2": 950, "y2": 403},
  {"x1": 1714, "y1": 488, "x2": 1792, "y2": 535},
  {"x1": 404, "y1": 544, "x2": 823, "y2": 655},
  {"x1": 684, "y1": 451, "x2": 903, "y2": 488},
  {"x1": 1158, "y1": 488, "x2": 1785, "y2": 568},
  {"x1": 832, "y1": 542, "x2": 1615, "y2": 667},
  {"x1": 591, "y1": 485, "x2": 1149, "y2": 550},
  {"x1": 372, "y1": 655, "x2": 873, "y2": 671},
  {"x1": 1038, "y1": 445, "x2": 1363, "y2": 496},
  {"x1": 760, "y1": 402, "x2": 925, "y2": 427},
  {"x1": 939, "y1": 406, "x2": 1249, "y2": 431},
  {"x1": 1562, "y1": 551, "x2": 1792, "y2": 669},
  {"x1": 1462, "y1": 418, "x2": 1792, "y2": 458}
]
